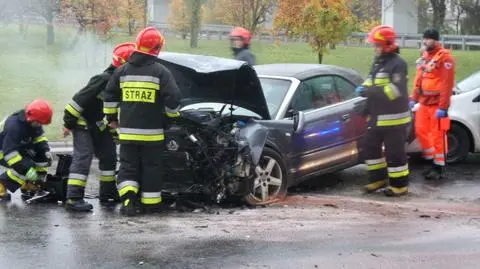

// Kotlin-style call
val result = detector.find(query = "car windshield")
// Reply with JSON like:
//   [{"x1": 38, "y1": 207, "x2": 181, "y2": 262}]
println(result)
[
  {"x1": 456, "y1": 70, "x2": 480, "y2": 93},
  {"x1": 258, "y1": 77, "x2": 292, "y2": 117}
]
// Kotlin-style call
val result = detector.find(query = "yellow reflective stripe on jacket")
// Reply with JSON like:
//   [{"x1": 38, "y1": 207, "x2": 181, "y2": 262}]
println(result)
[
  {"x1": 383, "y1": 83, "x2": 401, "y2": 101},
  {"x1": 65, "y1": 104, "x2": 81, "y2": 118},
  {"x1": 33, "y1": 136, "x2": 48, "y2": 144},
  {"x1": 388, "y1": 165, "x2": 409, "y2": 178},
  {"x1": 141, "y1": 192, "x2": 162, "y2": 205},
  {"x1": 377, "y1": 111, "x2": 411, "y2": 127},
  {"x1": 0, "y1": 151, "x2": 3, "y2": 160},
  {"x1": 165, "y1": 105, "x2": 180, "y2": 118},
  {"x1": 103, "y1": 102, "x2": 119, "y2": 114},
  {"x1": 77, "y1": 117, "x2": 87, "y2": 126},
  {"x1": 120, "y1": 81, "x2": 160, "y2": 90},
  {"x1": 7, "y1": 169, "x2": 26, "y2": 186},
  {"x1": 120, "y1": 75, "x2": 160, "y2": 84},
  {"x1": 373, "y1": 77, "x2": 390, "y2": 85},
  {"x1": 4, "y1": 151, "x2": 23, "y2": 166},
  {"x1": 362, "y1": 78, "x2": 373, "y2": 86},
  {"x1": 118, "y1": 128, "x2": 165, "y2": 142}
]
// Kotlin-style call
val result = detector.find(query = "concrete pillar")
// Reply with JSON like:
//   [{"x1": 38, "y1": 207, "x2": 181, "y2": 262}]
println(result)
[{"x1": 382, "y1": 0, "x2": 418, "y2": 34}]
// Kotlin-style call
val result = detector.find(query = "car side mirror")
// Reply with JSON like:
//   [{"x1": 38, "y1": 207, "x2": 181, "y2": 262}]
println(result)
[{"x1": 293, "y1": 110, "x2": 305, "y2": 134}]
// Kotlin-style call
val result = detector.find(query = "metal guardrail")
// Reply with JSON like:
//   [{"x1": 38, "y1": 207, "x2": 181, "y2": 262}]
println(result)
[{"x1": 149, "y1": 22, "x2": 480, "y2": 50}]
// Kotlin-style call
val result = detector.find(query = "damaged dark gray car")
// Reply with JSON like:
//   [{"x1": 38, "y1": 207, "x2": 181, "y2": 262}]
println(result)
[{"x1": 159, "y1": 52, "x2": 299, "y2": 206}]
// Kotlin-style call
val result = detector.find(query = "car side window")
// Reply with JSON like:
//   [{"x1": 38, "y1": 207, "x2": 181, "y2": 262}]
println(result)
[
  {"x1": 290, "y1": 76, "x2": 340, "y2": 112},
  {"x1": 334, "y1": 76, "x2": 357, "y2": 100}
]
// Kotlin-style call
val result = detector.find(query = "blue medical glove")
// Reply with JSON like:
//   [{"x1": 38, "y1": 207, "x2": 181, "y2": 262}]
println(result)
[
  {"x1": 409, "y1": 100, "x2": 417, "y2": 109},
  {"x1": 435, "y1": 109, "x2": 448, "y2": 118},
  {"x1": 355, "y1": 86, "x2": 365, "y2": 95}
]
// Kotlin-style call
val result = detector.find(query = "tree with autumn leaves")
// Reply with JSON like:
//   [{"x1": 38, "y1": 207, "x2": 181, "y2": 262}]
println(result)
[{"x1": 274, "y1": 0, "x2": 356, "y2": 63}]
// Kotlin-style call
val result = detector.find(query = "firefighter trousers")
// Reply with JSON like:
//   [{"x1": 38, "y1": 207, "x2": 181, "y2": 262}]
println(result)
[
  {"x1": 0, "y1": 147, "x2": 50, "y2": 192},
  {"x1": 116, "y1": 143, "x2": 164, "y2": 206},
  {"x1": 66, "y1": 126, "x2": 117, "y2": 199},
  {"x1": 415, "y1": 104, "x2": 448, "y2": 166},
  {"x1": 364, "y1": 125, "x2": 409, "y2": 188}
]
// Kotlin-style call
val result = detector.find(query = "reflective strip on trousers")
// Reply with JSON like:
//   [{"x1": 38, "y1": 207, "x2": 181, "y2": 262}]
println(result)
[
  {"x1": 118, "y1": 180, "x2": 139, "y2": 197},
  {"x1": 7, "y1": 169, "x2": 26, "y2": 186},
  {"x1": 422, "y1": 147, "x2": 434, "y2": 159},
  {"x1": 141, "y1": 192, "x2": 162, "y2": 205},
  {"x1": 365, "y1": 158, "x2": 387, "y2": 171},
  {"x1": 4, "y1": 151, "x2": 23, "y2": 166},
  {"x1": 118, "y1": 128, "x2": 165, "y2": 142},
  {"x1": 434, "y1": 154, "x2": 445, "y2": 166},
  {"x1": 387, "y1": 164, "x2": 409, "y2": 178},
  {"x1": 68, "y1": 173, "x2": 88, "y2": 187},
  {"x1": 377, "y1": 111, "x2": 411, "y2": 127},
  {"x1": 0, "y1": 150, "x2": 3, "y2": 159},
  {"x1": 100, "y1": 170, "x2": 116, "y2": 182}
]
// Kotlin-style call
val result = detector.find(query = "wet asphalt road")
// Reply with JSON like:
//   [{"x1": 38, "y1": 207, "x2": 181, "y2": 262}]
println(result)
[{"x1": 1, "y1": 154, "x2": 480, "y2": 269}]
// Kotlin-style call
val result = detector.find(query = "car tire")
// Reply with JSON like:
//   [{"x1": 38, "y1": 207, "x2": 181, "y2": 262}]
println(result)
[
  {"x1": 245, "y1": 147, "x2": 288, "y2": 206},
  {"x1": 447, "y1": 124, "x2": 470, "y2": 164}
]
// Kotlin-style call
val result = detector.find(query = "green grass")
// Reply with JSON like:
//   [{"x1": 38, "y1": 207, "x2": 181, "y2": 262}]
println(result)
[{"x1": 0, "y1": 24, "x2": 478, "y2": 141}]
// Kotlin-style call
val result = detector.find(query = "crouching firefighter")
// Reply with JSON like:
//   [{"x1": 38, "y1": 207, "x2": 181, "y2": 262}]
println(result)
[
  {"x1": 356, "y1": 25, "x2": 411, "y2": 197},
  {"x1": 103, "y1": 27, "x2": 183, "y2": 216},
  {"x1": 62, "y1": 42, "x2": 136, "y2": 211},
  {"x1": 0, "y1": 99, "x2": 53, "y2": 201}
]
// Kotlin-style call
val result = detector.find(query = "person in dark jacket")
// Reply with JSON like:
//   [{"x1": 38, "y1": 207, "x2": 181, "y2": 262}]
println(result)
[
  {"x1": 62, "y1": 42, "x2": 136, "y2": 212},
  {"x1": 103, "y1": 27, "x2": 182, "y2": 216},
  {"x1": 0, "y1": 99, "x2": 53, "y2": 202},
  {"x1": 355, "y1": 25, "x2": 411, "y2": 197},
  {"x1": 229, "y1": 27, "x2": 256, "y2": 66}
]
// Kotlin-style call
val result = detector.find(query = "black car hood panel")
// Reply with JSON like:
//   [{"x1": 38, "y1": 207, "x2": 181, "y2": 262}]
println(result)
[{"x1": 157, "y1": 52, "x2": 271, "y2": 120}]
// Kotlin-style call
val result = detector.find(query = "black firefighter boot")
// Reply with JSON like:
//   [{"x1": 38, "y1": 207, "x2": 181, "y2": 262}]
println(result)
[
  {"x1": 120, "y1": 192, "x2": 140, "y2": 217},
  {"x1": 65, "y1": 198, "x2": 94, "y2": 212},
  {"x1": 99, "y1": 182, "x2": 120, "y2": 204},
  {"x1": 424, "y1": 164, "x2": 446, "y2": 181}
]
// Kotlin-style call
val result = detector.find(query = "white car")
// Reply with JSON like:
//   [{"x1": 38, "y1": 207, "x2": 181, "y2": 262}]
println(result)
[{"x1": 407, "y1": 70, "x2": 480, "y2": 163}]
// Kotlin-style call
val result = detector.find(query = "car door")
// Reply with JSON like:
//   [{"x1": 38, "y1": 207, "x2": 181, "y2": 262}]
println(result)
[{"x1": 288, "y1": 75, "x2": 358, "y2": 180}]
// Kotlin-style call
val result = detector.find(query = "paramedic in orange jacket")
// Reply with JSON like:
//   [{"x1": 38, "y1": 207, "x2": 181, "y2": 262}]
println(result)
[{"x1": 409, "y1": 29, "x2": 455, "y2": 180}]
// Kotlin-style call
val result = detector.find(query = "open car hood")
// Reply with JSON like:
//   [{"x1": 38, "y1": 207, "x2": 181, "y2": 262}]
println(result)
[{"x1": 157, "y1": 52, "x2": 271, "y2": 120}]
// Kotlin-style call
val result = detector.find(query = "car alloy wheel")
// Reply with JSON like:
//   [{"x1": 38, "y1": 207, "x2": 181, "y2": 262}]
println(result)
[{"x1": 245, "y1": 147, "x2": 287, "y2": 206}]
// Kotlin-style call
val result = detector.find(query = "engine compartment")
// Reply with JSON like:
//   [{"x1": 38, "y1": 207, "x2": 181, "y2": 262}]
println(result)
[{"x1": 163, "y1": 105, "x2": 257, "y2": 203}]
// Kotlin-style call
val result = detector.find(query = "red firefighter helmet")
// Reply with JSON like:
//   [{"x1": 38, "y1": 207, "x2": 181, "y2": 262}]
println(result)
[
  {"x1": 229, "y1": 27, "x2": 252, "y2": 45},
  {"x1": 25, "y1": 99, "x2": 53, "y2": 125},
  {"x1": 367, "y1": 25, "x2": 398, "y2": 53},
  {"x1": 135, "y1": 27, "x2": 165, "y2": 56},
  {"x1": 112, "y1": 42, "x2": 136, "y2": 67}
]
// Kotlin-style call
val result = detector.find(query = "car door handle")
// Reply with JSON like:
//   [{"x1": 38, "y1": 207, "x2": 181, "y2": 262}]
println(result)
[{"x1": 341, "y1": 114, "x2": 350, "y2": 121}]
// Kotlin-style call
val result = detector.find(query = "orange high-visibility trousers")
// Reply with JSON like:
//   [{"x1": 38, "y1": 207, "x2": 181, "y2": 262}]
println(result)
[{"x1": 415, "y1": 104, "x2": 448, "y2": 166}]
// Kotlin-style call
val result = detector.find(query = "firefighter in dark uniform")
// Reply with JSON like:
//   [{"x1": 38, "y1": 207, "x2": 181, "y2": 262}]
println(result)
[
  {"x1": 62, "y1": 42, "x2": 136, "y2": 211},
  {"x1": 103, "y1": 27, "x2": 182, "y2": 216},
  {"x1": 356, "y1": 25, "x2": 411, "y2": 196},
  {"x1": 0, "y1": 99, "x2": 53, "y2": 201}
]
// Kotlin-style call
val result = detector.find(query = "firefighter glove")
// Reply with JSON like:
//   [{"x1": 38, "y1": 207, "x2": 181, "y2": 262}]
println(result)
[
  {"x1": 435, "y1": 109, "x2": 448, "y2": 118},
  {"x1": 26, "y1": 167, "x2": 39, "y2": 181}
]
